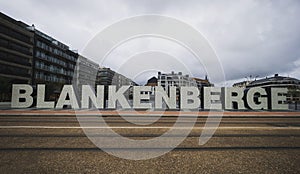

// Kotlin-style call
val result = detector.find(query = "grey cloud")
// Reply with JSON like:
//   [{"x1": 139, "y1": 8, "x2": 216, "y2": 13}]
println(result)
[{"x1": 1, "y1": 0, "x2": 299, "y2": 85}]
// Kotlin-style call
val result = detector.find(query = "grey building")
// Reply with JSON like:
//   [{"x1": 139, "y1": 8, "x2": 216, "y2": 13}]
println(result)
[
  {"x1": 96, "y1": 67, "x2": 137, "y2": 87},
  {"x1": 246, "y1": 74, "x2": 300, "y2": 102},
  {"x1": 72, "y1": 55, "x2": 99, "y2": 99},
  {"x1": 0, "y1": 12, "x2": 79, "y2": 102},
  {"x1": 96, "y1": 67, "x2": 115, "y2": 87},
  {"x1": 0, "y1": 12, "x2": 34, "y2": 102},
  {"x1": 73, "y1": 55, "x2": 99, "y2": 87},
  {"x1": 32, "y1": 29, "x2": 78, "y2": 101},
  {"x1": 96, "y1": 67, "x2": 138, "y2": 100},
  {"x1": 233, "y1": 80, "x2": 252, "y2": 88}
]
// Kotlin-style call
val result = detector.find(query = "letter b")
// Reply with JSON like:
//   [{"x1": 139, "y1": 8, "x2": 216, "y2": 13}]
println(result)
[{"x1": 11, "y1": 84, "x2": 33, "y2": 108}]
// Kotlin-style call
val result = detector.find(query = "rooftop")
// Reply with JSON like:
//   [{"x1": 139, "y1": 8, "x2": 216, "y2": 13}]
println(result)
[{"x1": 247, "y1": 74, "x2": 300, "y2": 87}]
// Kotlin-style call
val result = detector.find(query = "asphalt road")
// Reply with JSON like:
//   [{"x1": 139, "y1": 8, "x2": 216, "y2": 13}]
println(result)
[{"x1": 0, "y1": 111, "x2": 299, "y2": 173}]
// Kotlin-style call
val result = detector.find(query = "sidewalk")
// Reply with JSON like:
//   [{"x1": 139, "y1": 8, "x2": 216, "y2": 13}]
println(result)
[{"x1": 0, "y1": 109, "x2": 299, "y2": 117}]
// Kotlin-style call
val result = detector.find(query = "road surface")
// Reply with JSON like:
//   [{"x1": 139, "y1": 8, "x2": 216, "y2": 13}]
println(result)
[{"x1": 0, "y1": 110, "x2": 299, "y2": 173}]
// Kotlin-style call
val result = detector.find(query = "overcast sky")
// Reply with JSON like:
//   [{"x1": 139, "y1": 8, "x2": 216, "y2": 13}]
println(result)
[{"x1": 1, "y1": 0, "x2": 299, "y2": 86}]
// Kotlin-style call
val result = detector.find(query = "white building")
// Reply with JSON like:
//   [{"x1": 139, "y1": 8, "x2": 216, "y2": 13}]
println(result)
[{"x1": 157, "y1": 71, "x2": 198, "y2": 90}]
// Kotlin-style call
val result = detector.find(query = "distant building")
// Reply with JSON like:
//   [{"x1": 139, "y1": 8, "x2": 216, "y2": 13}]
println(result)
[
  {"x1": 96, "y1": 67, "x2": 138, "y2": 100},
  {"x1": 157, "y1": 71, "x2": 198, "y2": 90},
  {"x1": 193, "y1": 76, "x2": 214, "y2": 88},
  {"x1": 73, "y1": 55, "x2": 99, "y2": 87},
  {"x1": 143, "y1": 77, "x2": 158, "y2": 97},
  {"x1": 246, "y1": 74, "x2": 300, "y2": 102},
  {"x1": 233, "y1": 80, "x2": 251, "y2": 88},
  {"x1": 96, "y1": 67, "x2": 114, "y2": 87},
  {"x1": 156, "y1": 71, "x2": 213, "y2": 104},
  {"x1": 0, "y1": 12, "x2": 34, "y2": 102},
  {"x1": 72, "y1": 55, "x2": 99, "y2": 98},
  {"x1": 157, "y1": 71, "x2": 213, "y2": 89},
  {"x1": 96, "y1": 67, "x2": 137, "y2": 87},
  {"x1": 145, "y1": 76, "x2": 158, "y2": 86}
]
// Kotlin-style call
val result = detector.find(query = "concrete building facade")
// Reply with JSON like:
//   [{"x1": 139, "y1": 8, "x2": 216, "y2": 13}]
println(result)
[
  {"x1": 157, "y1": 71, "x2": 213, "y2": 90},
  {"x1": 96, "y1": 67, "x2": 138, "y2": 100},
  {"x1": 96, "y1": 67, "x2": 137, "y2": 87},
  {"x1": 157, "y1": 71, "x2": 198, "y2": 90},
  {"x1": 72, "y1": 55, "x2": 99, "y2": 99},
  {"x1": 32, "y1": 29, "x2": 78, "y2": 101},
  {"x1": 0, "y1": 12, "x2": 34, "y2": 102},
  {"x1": 73, "y1": 55, "x2": 99, "y2": 87},
  {"x1": 0, "y1": 12, "x2": 78, "y2": 102}
]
